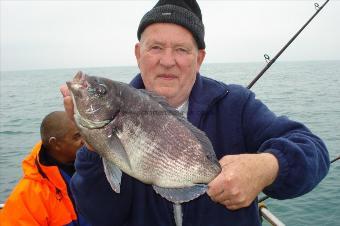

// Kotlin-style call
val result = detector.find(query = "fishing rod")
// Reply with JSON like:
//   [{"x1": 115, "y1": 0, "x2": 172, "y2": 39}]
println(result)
[
  {"x1": 258, "y1": 155, "x2": 340, "y2": 203},
  {"x1": 330, "y1": 155, "x2": 340, "y2": 163},
  {"x1": 253, "y1": 0, "x2": 335, "y2": 204},
  {"x1": 247, "y1": 0, "x2": 330, "y2": 89}
]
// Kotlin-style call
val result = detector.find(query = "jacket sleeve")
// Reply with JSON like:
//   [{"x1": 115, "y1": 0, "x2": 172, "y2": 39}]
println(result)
[
  {"x1": 71, "y1": 146, "x2": 133, "y2": 226},
  {"x1": 0, "y1": 184, "x2": 41, "y2": 226},
  {"x1": 0, "y1": 180, "x2": 57, "y2": 226},
  {"x1": 242, "y1": 90, "x2": 330, "y2": 199}
]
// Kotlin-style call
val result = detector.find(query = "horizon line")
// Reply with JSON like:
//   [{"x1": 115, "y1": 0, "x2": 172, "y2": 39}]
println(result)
[{"x1": 1, "y1": 59, "x2": 339, "y2": 73}]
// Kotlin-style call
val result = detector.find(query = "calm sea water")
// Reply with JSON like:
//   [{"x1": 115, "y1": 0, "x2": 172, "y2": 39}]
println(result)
[{"x1": 1, "y1": 61, "x2": 339, "y2": 225}]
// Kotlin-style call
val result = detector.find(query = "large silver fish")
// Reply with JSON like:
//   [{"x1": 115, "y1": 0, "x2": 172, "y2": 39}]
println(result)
[{"x1": 67, "y1": 71, "x2": 221, "y2": 203}]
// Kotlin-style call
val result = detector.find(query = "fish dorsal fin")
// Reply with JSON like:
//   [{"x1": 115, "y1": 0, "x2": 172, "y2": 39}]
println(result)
[
  {"x1": 139, "y1": 89, "x2": 176, "y2": 112},
  {"x1": 103, "y1": 158, "x2": 122, "y2": 193},
  {"x1": 140, "y1": 89, "x2": 218, "y2": 163},
  {"x1": 152, "y1": 184, "x2": 208, "y2": 204}
]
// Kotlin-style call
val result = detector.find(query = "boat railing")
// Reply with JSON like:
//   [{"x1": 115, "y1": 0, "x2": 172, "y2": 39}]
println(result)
[
  {"x1": 259, "y1": 202, "x2": 285, "y2": 226},
  {"x1": 0, "y1": 202, "x2": 285, "y2": 225}
]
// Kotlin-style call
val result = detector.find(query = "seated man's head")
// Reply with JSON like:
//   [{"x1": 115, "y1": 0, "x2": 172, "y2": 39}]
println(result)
[{"x1": 40, "y1": 111, "x2": 83, "y2": 164}]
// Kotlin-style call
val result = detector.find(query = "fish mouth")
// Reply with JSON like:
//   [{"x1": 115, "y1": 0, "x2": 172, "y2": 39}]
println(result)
[
  {"x1": 75, "y1": 112, "x2": 111, "y2": 129},
  {"x1": 66, "y1": 71, "x2": 89, "y2": 91},
  {"x1": 75, "y1": 109, "x2": 119, "y2": 129}
]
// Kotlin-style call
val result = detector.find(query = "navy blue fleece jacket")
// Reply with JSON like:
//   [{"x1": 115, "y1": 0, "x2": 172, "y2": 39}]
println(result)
[{"x1": 71, "y1": 74, "x2": 330, "y2": 226}]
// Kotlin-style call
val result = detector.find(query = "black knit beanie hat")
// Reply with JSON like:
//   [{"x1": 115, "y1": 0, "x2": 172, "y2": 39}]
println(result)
[{"x1": 137, "y1": 0, "x2": 205, "y2": 49}]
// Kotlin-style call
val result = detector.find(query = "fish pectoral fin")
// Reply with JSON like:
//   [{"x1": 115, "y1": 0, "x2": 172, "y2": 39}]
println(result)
[
  {"x1": 152, "y1": 184, "x2": 208, "y2": 204},
  {"x1": 109, "y1": 132, "x2": 132, "y2": 169},
  {"x1": 103, "y1": 158, "x2": 122, "y2": 193}
]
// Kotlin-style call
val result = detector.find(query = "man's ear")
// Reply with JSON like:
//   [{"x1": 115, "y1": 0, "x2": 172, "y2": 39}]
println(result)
[
  {"x1": 196, "y1": 49, "x2": 206, "y2": 72},
  {"x1": 48, "y1": 137, "x2": 56, "y2": 145},
  {"x1": 48, "y1": 137, "x2": 59, "y2": 149},
  {"x1": 135, "y1": 43, "x2": 141, "y2": 68}
]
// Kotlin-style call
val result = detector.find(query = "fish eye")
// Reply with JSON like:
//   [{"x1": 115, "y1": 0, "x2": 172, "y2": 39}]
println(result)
[
  {"x1": 95, "y1": 84, "x2": 107, "y2": 96},
  {"x1": 87, "y1": 84, "x2": 107, "y2": 97}
]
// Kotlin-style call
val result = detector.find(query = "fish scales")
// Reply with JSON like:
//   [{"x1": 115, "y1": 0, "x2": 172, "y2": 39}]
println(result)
[
  {"x1": 115, "y1": 113, "x2": 205, "y2": 187},
  {"x1": 115, "y1": 117, "x2": 179, "y2": 184}
]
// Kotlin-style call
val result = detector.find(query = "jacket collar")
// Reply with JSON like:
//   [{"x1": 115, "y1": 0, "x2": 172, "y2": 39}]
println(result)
[
  {"x1": 188, "y1": 73, "x2": 229, "y2": 127},
  {"x1": 23, "y1": 142, "x2": 68, "y2": 193},
  {"x1": 130, "y1": 73, "x2": 229, "y2": 127}
]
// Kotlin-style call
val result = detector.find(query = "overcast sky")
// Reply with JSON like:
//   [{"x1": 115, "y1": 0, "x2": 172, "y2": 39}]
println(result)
[{"x1": 1, "y1": 0, "x2": 339, "y2": 71}]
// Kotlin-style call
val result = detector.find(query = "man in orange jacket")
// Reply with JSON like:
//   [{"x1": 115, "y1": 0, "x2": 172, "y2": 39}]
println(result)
[{"x1": 0, "y1": 111, "x2": 90, "y2": 226}]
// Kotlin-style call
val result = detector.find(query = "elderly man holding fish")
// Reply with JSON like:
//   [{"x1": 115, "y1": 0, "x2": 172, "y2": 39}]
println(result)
[{"x1": 60, "y1": 0, "x2": 330, "y2": 226}]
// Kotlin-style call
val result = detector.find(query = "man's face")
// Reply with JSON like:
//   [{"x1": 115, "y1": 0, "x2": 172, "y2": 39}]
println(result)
[
  {"x1": 135, "y1": 23, "x2": 205, "y2": 107},
  {"x1": 57, "y1": 122, "x2": 83, "y2": 163}
]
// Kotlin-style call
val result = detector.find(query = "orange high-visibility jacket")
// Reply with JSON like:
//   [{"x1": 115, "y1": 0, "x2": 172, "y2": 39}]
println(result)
[{"x1": 0, "y1": 142, "x2": 78, "y2": 226}]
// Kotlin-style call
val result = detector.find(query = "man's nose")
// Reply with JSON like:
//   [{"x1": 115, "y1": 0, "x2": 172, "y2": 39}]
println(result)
[{"x1": 159, "y1": 48, "x2": 176, "y2": 67}]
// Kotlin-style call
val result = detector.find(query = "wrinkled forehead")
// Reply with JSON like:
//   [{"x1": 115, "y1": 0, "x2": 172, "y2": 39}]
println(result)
[{"x1": 140, "y1": 23, "x2": 198, "y2": 48}]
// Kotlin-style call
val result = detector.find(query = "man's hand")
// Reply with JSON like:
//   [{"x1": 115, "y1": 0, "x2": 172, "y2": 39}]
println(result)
[
  {"x1": 60, "y1": 84, "x2": 75, "y2": 122},
  {"x1": 60, "y1": 84, "x2": 95, "y2": 151},
  {"x1": 207, "y1": 153, "x2": 279, "y2": 210}
]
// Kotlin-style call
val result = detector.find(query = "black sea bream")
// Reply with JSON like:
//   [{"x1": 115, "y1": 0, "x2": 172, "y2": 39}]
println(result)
[{"x1": 67, "y1": 71, "x2": 221, "y2": 203}]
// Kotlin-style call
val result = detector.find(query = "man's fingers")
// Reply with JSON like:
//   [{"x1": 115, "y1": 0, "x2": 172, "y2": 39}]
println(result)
[
  {"x1": 211, "y1": 190, "x2": 228, "y2": 203},
  {"x1": 207, "y1": 172, "x2": 225, "y2": 197},
  {"x1": 60, "y1": 84, "x2": 74, "y2": 121},
  {"x1": 219, "y1": 155, "x2": 237, "y2": 167},
  {"x1": 63, "y1": 96, "x2": 75, "y2": 121},
  {"x1": 60, "y1": 84, "x2": 70, "y2": 97}
]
